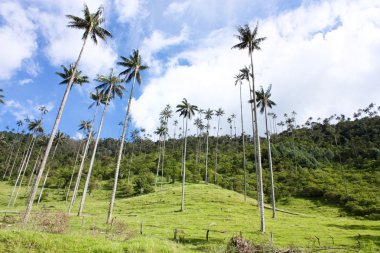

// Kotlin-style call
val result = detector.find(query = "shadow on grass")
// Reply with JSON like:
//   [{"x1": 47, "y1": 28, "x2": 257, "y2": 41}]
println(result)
[
  {"x1": 328, "y1": 224, "x2": 380, "y2": 231},
  {"x1": 350, "y1": 234, "x2": 380, "y2": 246}
]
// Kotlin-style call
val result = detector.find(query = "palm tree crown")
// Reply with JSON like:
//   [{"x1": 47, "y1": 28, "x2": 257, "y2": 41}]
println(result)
[
  {"x1": 66, "y1": 4, "x2": 112, "y2": 44},
  {"x1": 176, "y1": 98, "x2": 198, "y2": 119},
  {"x1": 56, "y1": 64, "x2": 89, "y2": 88},
  {"x1": 232, "y1": 23, "x2": 266, "y2": 54},
  {"x1": 118, "y1": 49, "x2": 149, "y2": 84},
  {"x1": 28, "y1": 119, "x2": 44, "y2": 135},
  {"x1": 95, "y1": 69, "x2": 125, "y2": 100},
  {"x1": 256, "y1": 84, "x2": 276, "y2": 113}
]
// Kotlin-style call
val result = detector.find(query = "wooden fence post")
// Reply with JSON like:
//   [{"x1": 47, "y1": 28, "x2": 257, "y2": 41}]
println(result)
[
  {"x1": 206, "y1": 229, "x2": 210, "y2": 241},
  {"x1": 140, "y1": 221, "x2": 143, "y2": 235}
]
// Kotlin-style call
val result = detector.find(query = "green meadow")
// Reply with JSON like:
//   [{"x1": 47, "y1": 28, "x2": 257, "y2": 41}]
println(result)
[{"x1": 0, "y1": 182, "x2": 378, "y2": 252}]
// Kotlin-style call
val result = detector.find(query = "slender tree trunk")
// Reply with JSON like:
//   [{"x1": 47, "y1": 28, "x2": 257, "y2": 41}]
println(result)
[
  {"x1": 180, "y1": 118, "x2": 185, "y2": 178},
  {"x1": 37, "y1": 144, "x2": 59, "y2": 206},
  {"x1": 68, "y1": 104, "x2": 99, "y2": 215},
  {"x1": 5, "y1": 139, "x2": 22, "y2": 180},
  {"x1": 65, "y1": 141, "x2": 83, "y2": 202},
  {"x1": 3, "y1": 140, "x2": 16, "y2": 179},
  {"x1": 8, "y1": 136, "x2": 34, "y2": 207},
  {"x1": 13, "y1": 138, "x2": 36, "y2": 206},
  {"x1": 247, "y1": 78, "x2": 260, "y2": 208},
  {"x1": 205, "y1": 120, "x2": 210, "y2": 184},
  {"x1": 250, "y1": 52, "x2": 265, "y2": 232},
  {"x1": 239, "y1": 84, "x2": 247, "y2": 202},
  {"x1": 107, "y1": 72, "x2": 137, "y2": 224},
  {"x1": 155, "y1": 141, "x2": 162, "y2": 191},
  {"x1": 181, "y1": 118, "x2": 188, "y2": 211},
  {"x1": 214, "y1": 116, "x2": 221, "y2": 184},
  {"x1": 160, "y1": 134, "x2": 166, "y2": 190},
  {"x1": 79, "y1": 82, "x2": 112, "y2": 217},
  {"x1": 26, "y1": 147, "x2": 42, "y2": 192},
  {"x1": 264, "y1": 106, "x2": 276, "y2": 218},
  {"x1": 23, "y1": 29, "x2": 92, "y2": 224}
]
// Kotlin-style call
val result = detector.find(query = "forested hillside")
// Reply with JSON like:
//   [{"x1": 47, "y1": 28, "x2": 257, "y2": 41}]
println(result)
[{"x1": 1, "y1": 114, "x2": 379, "y2": 219}]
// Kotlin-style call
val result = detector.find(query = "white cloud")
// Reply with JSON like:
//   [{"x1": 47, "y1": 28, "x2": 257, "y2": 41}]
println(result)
[
  {"x1": 30, "y1": 3, "x2": 117, "y2": 79},
  {"x1": 19, "y1": 79, "x2": 33, "y2": 86},
  {"x1": 0, "y1": 99, "x2": 54, "y2": 122},
  {"x1": 0, "y1": 1, "x2": 37, "y2": 80},
  {"x1": 141, "y1": 26, "x2": 189, "y2": 75},
  {"x1": 114, "y1": 0, "x2": 144, "y2": 23},
  {"x1": 73, "y1": 132, "x2": 84, "y2": 140},
  {"x1": 164, "y1": 1, "x2": 190, "y2": 16},
  {"x1": 132, "y1": 0, "x2": 380, "y2": 136}
]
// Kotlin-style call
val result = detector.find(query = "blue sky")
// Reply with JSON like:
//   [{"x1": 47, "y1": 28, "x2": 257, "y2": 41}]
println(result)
[{"x1": 1, "y1": 0, "x2": 380, "y2": 140}]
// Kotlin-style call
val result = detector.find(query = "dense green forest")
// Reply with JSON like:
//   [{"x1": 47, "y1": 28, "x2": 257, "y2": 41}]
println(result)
[{"x1": 1, "y1": 111, "x2": 379, "y2": 220}]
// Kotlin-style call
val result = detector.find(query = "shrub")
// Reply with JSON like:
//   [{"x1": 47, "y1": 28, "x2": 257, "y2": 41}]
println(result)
[{"x1": 33, "y1": 211, "x2": 69, "y2": 234}]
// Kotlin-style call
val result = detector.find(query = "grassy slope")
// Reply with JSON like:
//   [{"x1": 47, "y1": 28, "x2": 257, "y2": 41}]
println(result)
[{"x1": 0, "y1": 182, "x2": 379, "y2": 252}]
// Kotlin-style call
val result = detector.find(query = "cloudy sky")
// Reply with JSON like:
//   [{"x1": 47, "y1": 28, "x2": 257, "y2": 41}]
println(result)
[{"x1": 0, "y1": 0, "x2": 379, "y2": 140}]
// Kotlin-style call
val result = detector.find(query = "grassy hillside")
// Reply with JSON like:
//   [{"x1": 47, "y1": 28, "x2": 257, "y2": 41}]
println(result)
[{"x1": 0, "y1": 182, "x2": 379, "y2": 252}]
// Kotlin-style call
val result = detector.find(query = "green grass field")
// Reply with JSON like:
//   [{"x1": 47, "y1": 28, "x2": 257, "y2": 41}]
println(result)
[{"x1": 0, "y1": 181, "x2": 379, "y2": 252}]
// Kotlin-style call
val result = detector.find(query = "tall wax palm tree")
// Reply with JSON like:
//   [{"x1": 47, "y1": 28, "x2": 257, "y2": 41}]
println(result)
[
  {"x1": 235, "y1": 73, "x2": 247, "y2": 202},
  {"x1": 193, "y1": 117, "x2": 203, "y2": 164},
  {"x1": 176, "y1": 98, "x2": 198, "y2": 211},
  {"x1": 231, "y1": 113, "x2": 237, "y2": 138},
  {"x1": 107, "y1": 50, "x2": 148, "y2": 224},
  {"x1": 9, "y1": 119, "x2": 43, "y2": 207},
  {"x1": 204, "y1": 109, "x2": 213, "y2": 184},
  {"x1": 159, "y1": 105, "x2": 172, "y2": 190},
  {"x1": 214, "y1": 108, "x2": 224, "y2": 184},
  {"x1": 154, "y1": 124, "x2": 167, "y2": 191},
  {"x1": 172, "y1": 119, "x2": 178, "y2": 151},
  {"x1": 227, "y1": 117, "x2": 233, "y2": 137},
  {"x1": 232, "y1": 23, "x2": 266, "y2": 232},
  {"x1": 79, "y1": 69, "x2": 124, "y2": 217},
  {"x1": 256, "y1": 84, "x2": 277, "y2": 218},
  {"x1": 65, "y1": 128, "x2": 85, "y2": 202},
  {"x1": 68, "y1": 115, "x2": 98, "y2": 214},
  {"x1": 3, "y1": 120, "x2": 24, "y2": 180},
  {"x1": 38, "y1": 106, "x2": 48, "y2": 119},
  {"x1": 127, "y1": 129, "x2": 139, "y2": 183},
  {"x1": 6, "y1": 119, "x2": 30, "y2": 181},
  {"x1": 37, "y1": 131, "x2": 67, "y2": 205},
  {"x1": 23, "y1": 4, "x2": 110, "y2": 223}
]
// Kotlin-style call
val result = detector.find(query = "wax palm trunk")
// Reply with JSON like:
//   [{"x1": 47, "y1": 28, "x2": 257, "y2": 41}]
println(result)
[
  {"x1": 181, "y1": 118, "x2": 188, "y2": 211},
  {"x1": 239, "y1": 84, "x2": 247, "y2": 202},
  {"x1": 154, "y1": 141, "x2": 162, "y2": 191},
  {"x1": 214, "y1": 117, "x2": 221, "y2": 184},
  {"x1": 26, "y1": 146, "x2": 43, "y2": 192},
  {"x1": 12, "y1": 137, "x2": 36, "y2": 206},
  {"x1": 264, "y1": 106, "x2": 276, "y2": 218},
  {"x1": 250, "y1": 53, "x2": 265, "y2": 232},
  {"x1": 69, "y1": 103, "x2": 99, "y2": 215},
  {"x1": 23, "y1": 30, "x2": 91, "y2": 224},
  {"x1": 205, "y1": 120, "x2": 210, "y2": 184},
  {"x1": 3, "y1": 140, "x2": 16, "y2": 179},
  {"x1": 107, "y1": 73, "x2": 136, "y2": 224},
  {"x1": 8, "y1": 136, "x2": 35, "y2": 207},
  {"x1": 78, "y1": 83, "x2": 112, "y2": 216},
  {"x1": 160, "y1": 134, "x2": 166, "y2": 190},
  {"x1": 5, "y1": 139, "x2": 23, "y2": 180},
  {"x1": 37, "y1": 144, "x2": 59, "y2": 205},
  {"x1": 65, "y1": 140, "x2": 84, "y2": 202}
]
